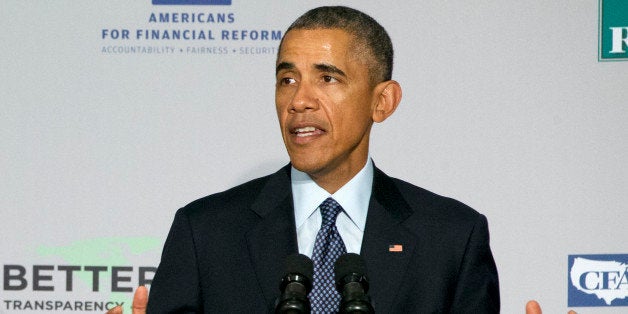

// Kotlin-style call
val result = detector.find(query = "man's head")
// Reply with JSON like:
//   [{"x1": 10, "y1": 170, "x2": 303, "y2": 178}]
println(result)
[
  {"x1": 279, "y1": 6, "x2": 394, "y2": 86},
  {"x1": 275, "y1": 6, "x2": 402, "y2": 193}
]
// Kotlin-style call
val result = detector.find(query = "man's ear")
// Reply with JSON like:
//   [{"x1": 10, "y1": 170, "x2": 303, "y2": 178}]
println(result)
[{"x1": 372, "y1": 80, "x2": 402, "y2": 123}]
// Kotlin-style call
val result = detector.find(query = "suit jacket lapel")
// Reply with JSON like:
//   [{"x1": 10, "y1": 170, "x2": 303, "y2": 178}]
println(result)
[
  {"x1": 245, "y1": 166, "x2": 299, "y2": 309},
  {"x1": 361, "y1": 167, "x2": 418, "y2": 313}
]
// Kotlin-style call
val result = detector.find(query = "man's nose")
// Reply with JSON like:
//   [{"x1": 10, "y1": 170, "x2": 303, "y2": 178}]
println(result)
[{"x1": 289, "y1": 81, "x2": 318, "y2": 113}]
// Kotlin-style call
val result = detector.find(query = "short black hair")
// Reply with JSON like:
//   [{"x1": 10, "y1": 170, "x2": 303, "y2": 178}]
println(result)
[{"x1": 279, "y1": 6, "x2": 394, "y2": 84}]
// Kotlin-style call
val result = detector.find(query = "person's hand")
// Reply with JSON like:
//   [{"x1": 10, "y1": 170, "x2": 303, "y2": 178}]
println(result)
[
  {"x1": 105, "y1": 285, "x2": 148, "y2": 314},
  {"x1": 525, "y1": 300, "x2": 542, "y2": 314},
  {"x1": 525, "y1": 300, "x2": 577, "y2": 314}
]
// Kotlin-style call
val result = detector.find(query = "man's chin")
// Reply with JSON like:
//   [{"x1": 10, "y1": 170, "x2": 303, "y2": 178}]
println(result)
[{"x1": 289, "y1": 159, "x2": 326, "y2": 177}]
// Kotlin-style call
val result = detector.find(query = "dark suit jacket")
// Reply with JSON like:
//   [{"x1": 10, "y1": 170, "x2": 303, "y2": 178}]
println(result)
[{"x1": 147, "y1": 165, "x2": 499, "y2": 313}]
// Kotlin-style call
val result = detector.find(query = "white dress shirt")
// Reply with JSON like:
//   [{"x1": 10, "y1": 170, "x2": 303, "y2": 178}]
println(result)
[{"x1": 291, "y1": 159, "x2": 374, "y2": 258}]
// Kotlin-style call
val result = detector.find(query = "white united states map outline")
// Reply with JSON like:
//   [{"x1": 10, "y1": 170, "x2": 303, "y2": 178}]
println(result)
[{"x1": 569, "y1": 257, "x2": 628, "y2": 305}]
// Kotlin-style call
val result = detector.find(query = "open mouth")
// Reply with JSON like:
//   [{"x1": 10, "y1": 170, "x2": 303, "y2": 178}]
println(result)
[{"x1": 291, "y1": 126, "x2": 324, "y2": 137}]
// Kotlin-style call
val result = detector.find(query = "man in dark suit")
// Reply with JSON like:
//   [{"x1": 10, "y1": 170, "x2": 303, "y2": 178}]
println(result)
[{"x1": 116, "y1": 6, "x2": 499, "y2": 313}]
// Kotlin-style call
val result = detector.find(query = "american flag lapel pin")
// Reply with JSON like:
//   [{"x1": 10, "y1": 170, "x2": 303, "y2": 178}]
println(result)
[{"x1": 388, "y1": 244, "x2": 403, "y2": 252}]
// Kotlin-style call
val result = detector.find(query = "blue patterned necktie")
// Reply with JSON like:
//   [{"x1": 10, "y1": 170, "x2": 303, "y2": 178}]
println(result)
[{"x1": 310, "y1": 197, "x2": 347, "y2": 313}]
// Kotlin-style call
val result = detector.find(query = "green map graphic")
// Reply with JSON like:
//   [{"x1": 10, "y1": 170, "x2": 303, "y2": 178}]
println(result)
[{"x1": 37, "y1": 236, "x2": 161, "y2": 308}]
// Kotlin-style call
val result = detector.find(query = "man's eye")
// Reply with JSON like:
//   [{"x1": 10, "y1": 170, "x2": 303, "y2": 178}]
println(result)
[
  {"x1": 280, "y1": 77, "x2": 296, "y2": 85},
  {"x1": 322, "y1": 75, "x2": 337, "y2": 83}
]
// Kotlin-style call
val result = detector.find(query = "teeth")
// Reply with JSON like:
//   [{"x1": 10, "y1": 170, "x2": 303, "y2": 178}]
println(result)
[
  {"x1": 295, "y1": 126, "x2": 316, "y2": 133},
  {"x1": 294, "y1": 126, "x2": 317, "y2": 137}
]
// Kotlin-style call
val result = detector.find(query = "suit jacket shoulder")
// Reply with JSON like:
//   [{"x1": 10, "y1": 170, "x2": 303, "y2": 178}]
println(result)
[
  {"x1": 388, "y1": 173, "x2": 484, "y2": 229},
  {"x1": 181, "y1": 167, "x2": 283, "y2": 218},
  {"x1": 148, "y1": 166, "x2": 297, "y2": 313}
]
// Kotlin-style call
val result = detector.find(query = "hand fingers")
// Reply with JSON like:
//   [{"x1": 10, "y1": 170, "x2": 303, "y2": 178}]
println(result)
[
  {"x1": 106, "y1": 305, "x2": 123, "y2": 314},
  {"x1": 132, "y1": 285, "x2": 148, "y2": 314},
  {"x1": 525, "y1": 300, "x2": 542, "y2": 314}
]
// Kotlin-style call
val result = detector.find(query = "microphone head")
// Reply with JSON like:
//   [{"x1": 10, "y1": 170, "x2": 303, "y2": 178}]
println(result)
[
  {"x1": 334, "y1": 253, "x2": 367, "y2": 279},
  {"x1": 276, "y1": 254, "x2": 313, "y2": 313},
  {"x1": 334, "y1": 253, "x2": 369, "y2": 293},
  {"x1": 334, "y1": 254, "x2": 374, "y2": 313},
  {"x1": 280, "y1": 253, "x2": 313, "y2": 292},
  {"x1": 284, "y1": 253, "x2": 313, "y2": 279}
]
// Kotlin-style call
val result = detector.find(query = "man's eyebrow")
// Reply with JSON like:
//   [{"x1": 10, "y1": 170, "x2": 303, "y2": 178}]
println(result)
[
  {"x1": 276, "y1": 62, "x2": 295, "y2": 75},
  {"x1": 275, "y1": 62, "x2": 347, "y2": 77},
  {"x1": 314, "y1": 63, "x2": 346, "y2": 77}
]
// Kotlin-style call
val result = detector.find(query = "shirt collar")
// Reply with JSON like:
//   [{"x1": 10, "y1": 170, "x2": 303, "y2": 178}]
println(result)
[{"x1": 292, "y1": 158, "x2": 374, "y2": 231}]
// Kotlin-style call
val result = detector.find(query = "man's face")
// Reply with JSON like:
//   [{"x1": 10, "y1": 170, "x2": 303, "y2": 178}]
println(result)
[{"x1": 275, "y1": 28, "x2": 378, "y2": 187}]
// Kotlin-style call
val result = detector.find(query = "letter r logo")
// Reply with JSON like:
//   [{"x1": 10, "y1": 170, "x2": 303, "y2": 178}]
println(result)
[
  {"x1": 609, "y1": 27, "x2": 628, "y2": 53},
  {"x1": 599, "y1": 0, "x2": 628, "y2": 61}
]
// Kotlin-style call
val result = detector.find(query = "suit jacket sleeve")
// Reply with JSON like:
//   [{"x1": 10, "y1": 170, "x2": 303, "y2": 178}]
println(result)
[
  {"x1": 147, "y1": 208, "x2": 202, "y2": 313},
  {"x1": 450, "y1": 213, "x2": 499, "y2": 313}
]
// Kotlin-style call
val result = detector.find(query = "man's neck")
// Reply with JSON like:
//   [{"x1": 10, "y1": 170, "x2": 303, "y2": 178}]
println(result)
[{"x1": 307, "y1": 157, "x2": 370, "y2": 194}]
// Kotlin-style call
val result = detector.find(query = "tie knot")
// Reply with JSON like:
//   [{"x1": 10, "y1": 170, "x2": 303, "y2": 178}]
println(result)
[{"x1": 319, "y1": 197, "x2": 342, "y2": 227}]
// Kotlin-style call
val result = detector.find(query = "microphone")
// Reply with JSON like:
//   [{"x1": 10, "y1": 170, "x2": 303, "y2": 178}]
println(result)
[
  {"x1": 334, "y1": 253, "x2": 374, "y2": 314},
  {"x1": 275, "y1": 253, "x2": 313, "y2": 314}
]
